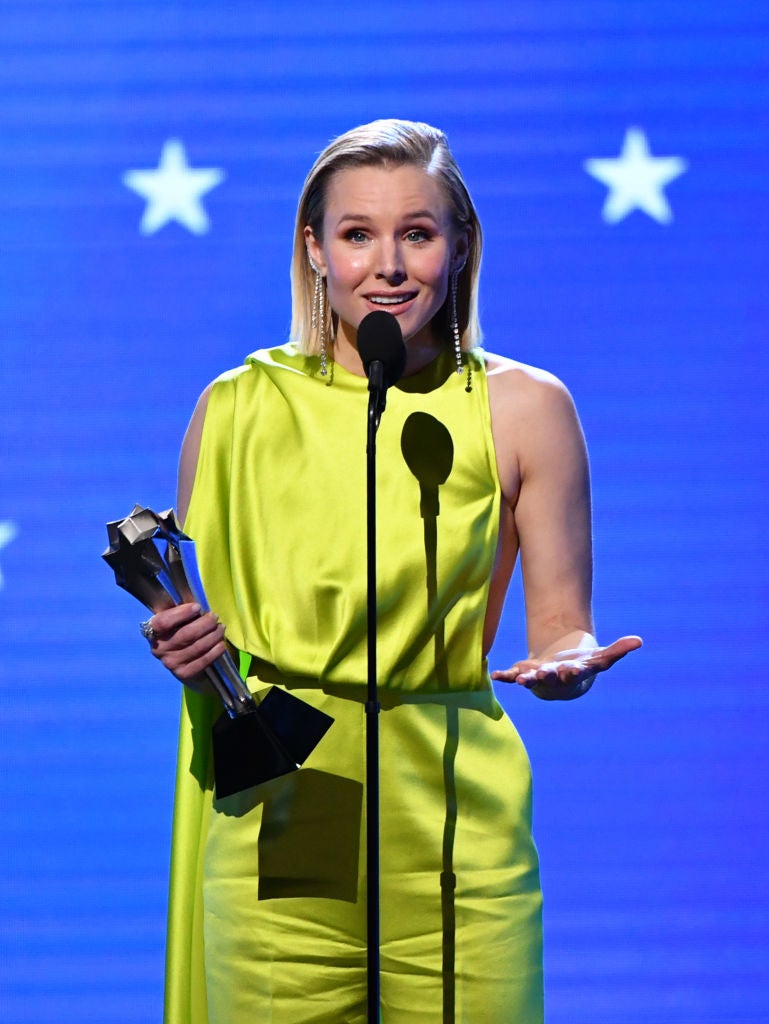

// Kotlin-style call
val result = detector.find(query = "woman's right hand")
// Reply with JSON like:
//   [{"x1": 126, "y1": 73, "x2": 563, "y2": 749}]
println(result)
[{"x1": 144, "y1": 603, "x2": 228, "y2": 693}]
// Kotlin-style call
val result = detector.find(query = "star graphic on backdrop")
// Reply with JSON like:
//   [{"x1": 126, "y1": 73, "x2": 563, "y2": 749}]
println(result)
[
  {"x1": 0, "y1": 520, "x2": 18, "y2": 590},
  {"x1": 123, "y1": 139, "x2": 225, "y2": 235},
  {"x1": 584, "y1": 127, "x2": 688, "y2": 225}
]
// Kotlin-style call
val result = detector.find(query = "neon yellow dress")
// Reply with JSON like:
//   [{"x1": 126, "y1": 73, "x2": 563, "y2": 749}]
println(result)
[{"x1": 164, "y1": 344, "x2": 543, "y2": 1024}]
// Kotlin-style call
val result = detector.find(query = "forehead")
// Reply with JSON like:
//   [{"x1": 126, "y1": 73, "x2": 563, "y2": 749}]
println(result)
[{"x1": 323, "y1": 163, "x2": 450, "y2": 222}]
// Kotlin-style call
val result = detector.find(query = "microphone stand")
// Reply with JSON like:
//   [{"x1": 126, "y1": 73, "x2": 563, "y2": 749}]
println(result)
[
  {"x1": 356, "y1": 309, "x2": 405, "y2": 1023},
  {"x1": 365, "y1": 360, "x2": 386, "y2": 1024}
]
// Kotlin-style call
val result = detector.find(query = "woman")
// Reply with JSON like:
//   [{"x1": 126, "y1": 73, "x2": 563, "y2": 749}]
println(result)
[{"x1": 147, "y1": 119, "x2": 640, "y2": 1024}]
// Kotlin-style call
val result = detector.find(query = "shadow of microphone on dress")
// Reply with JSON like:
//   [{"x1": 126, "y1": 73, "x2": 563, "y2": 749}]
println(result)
[{"x1": 401, "y1": 411, "x2": 459, "y2": 1024}]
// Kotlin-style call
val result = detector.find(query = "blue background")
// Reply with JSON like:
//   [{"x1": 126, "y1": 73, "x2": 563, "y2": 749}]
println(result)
[{"x1": 1, "y1": 2, "x2": 767, "y2": 1021}]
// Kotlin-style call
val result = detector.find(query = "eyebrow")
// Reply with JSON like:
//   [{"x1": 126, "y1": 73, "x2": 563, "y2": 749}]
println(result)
[{"x1": 336, "y1": 210, "x2": 440, "y2": 225}]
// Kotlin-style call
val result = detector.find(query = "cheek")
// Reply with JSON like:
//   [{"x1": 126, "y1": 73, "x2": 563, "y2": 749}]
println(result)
[
  {"x1": 420, "y1": 255, "x2": 451, "y2": 303},
  {"x1": 414, "y1": 247, "x2": 451, "y2": 286},
  {"x1": 326, "y1": 249, "x2": 368, "y2": 288}
]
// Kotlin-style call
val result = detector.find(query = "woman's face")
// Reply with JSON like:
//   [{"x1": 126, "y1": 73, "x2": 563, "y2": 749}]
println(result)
[{"x1": 305, "y1": 163, "x2": 469, "y2": 356}]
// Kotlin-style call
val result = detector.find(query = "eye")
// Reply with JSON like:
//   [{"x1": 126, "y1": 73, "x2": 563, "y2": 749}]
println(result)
[
  {"x1": 344, "y1": 228, "x2": 369, "y2": 244},
  {"x1": 405, "y1": 228, "x2": 432, "y2": 243}
]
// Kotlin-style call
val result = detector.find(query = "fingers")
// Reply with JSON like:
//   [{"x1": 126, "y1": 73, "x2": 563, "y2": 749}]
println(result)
[
  {"x1": 588, "y1": 635, "x2": 643, "y2": 671},
  {"x1": 611, "y1": 635, "x2": 643, "y2": 654},
  {"x1": 491, "y1": 634, "x2": 643, "y2": 691},
  {"x1": 520, "y1": 660, "x2": 586, "y2": 688},
  {"x1": 149, "y1": 602, "x2": 203, "y2": 636},
  {"x1": 491, "y1": 659, "x2": 583, "y2": 688},
  {"x1": 490, "y1": 660, "x2": 538, "y2": 684},
  {"x1": 145, "y1": 603, "x2": 228, "y2": 683}
]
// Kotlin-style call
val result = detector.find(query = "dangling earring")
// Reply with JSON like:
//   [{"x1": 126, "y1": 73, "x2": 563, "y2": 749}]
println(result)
[
  {"x1": 450, "y1": 267, "x2": 462, "y2": 375},
  {"x1": 309, "y1": 257, "x2": 327, "y2": 376}
]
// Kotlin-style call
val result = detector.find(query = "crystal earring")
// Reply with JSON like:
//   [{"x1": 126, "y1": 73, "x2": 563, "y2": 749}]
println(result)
[
  {"x1": 450, "y1": 267, "x2": 462, "y2": 375},
  {"x1": 309, "y1": 257, "x2": 327, "y2": 376}
]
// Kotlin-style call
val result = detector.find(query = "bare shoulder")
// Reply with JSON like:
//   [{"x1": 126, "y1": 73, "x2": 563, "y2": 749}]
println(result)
[
  {"x1": 183, "y1": 364, "x2": 250, "y2": 441},
  {"x1": 482, "y1": 351, "x2": 586, "y2": 502},
  {"x1": 484, "y1": 351, "x2": 576, "y2": 423},
  {"x1": 184, "y1": 379, "x2": 218, "y2": 453},
  {"x1": 176, "y1": 380, "x2": 217, "y2": 523},
  {"x1": 191, "y1": 378, "x2": 216, "y2": 415},
  {"x1": 485, "y1": 350, "x2": 568, "y2": 391},
  {"x1": 177, "y1": 365, "x2": 256, "y2": 520}
]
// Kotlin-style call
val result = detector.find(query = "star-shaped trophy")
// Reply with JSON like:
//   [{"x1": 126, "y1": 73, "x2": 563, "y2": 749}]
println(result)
[{"x1": 103, "y1": 505, "x2": 333, "y2": 798}]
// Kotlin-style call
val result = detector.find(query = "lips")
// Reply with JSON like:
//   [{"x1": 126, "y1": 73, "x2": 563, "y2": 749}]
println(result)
[{"x1": 364, "y1": 291, "x2": 417, "y2": 308}]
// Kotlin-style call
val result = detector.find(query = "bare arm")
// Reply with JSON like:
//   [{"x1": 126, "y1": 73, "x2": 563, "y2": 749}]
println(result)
[
  {"x1": 177, "y1": 382, "x2": 214, "y2": 524},
  {"x1": 487, "y1": 359, "x2": 640, "y2": 698},
  {"x1": 146, "y1": 384, "x2": 227, "y2": 690}
]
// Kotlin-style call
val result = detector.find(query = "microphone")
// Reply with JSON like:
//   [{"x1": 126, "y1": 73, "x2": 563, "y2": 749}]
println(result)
[{"x1": 357, "y1": 311, "x2": 407, "y2": 391}]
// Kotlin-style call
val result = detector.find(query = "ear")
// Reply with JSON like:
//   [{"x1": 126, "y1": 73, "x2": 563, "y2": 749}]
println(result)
[
  {"x1": 304, "y1": 226, "x2": 327, "y2": 275},
  {"x1": 451, "y1": 225, "x2": 472, "y2": 273}
]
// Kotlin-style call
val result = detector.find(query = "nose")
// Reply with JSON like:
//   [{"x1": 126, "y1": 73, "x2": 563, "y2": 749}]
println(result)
[{"x1": 375, "y1": 239, "x2": 406, "y2": 285}]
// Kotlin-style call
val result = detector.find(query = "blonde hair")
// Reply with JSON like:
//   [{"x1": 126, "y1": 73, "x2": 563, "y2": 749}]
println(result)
[{"x1": 290, "y1": 119, "x2": 483, "y2": 355}]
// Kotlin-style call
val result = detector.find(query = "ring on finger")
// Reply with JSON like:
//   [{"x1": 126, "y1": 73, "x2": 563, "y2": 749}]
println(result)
[{"x1": 139, "y1": 619, "x2": 156, "y2": 642}]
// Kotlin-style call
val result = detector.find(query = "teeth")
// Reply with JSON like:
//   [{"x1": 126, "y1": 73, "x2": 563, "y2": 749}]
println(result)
[{"x1": 368, "y1": 295, "x2": 412, "y2": 305}]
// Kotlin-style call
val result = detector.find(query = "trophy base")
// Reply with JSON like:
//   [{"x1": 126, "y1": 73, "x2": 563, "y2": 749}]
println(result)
[{"x1": 212, "y1": 686, "x2": 334, "y2": 799}]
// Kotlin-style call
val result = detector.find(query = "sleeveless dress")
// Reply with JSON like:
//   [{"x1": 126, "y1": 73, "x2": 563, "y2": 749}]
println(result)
[{"x1": 163, "y1": 344, "x2": 543, "y2": 1024}]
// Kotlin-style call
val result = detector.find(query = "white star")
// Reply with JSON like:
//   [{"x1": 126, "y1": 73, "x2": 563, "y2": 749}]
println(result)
[
  {"x1": 123, "y1": 139, "x2": 225, "y2": 235},
  {"x1": 584, "y1": 127, "x2": 688, "y2": 225},
  {"x1": 0, "y1": 520, "x2": 18, "y2": 590}
]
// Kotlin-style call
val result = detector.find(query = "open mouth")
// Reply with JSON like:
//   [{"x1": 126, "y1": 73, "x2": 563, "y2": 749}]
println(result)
[{"x1": 365, "y1": 292, "x2": 417, "y2": 307}]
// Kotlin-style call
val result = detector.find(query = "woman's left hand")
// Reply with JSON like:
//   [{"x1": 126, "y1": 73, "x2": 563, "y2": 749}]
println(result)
[{"x1": 491, "y1": 635, "x2": 642, "y2": 700}]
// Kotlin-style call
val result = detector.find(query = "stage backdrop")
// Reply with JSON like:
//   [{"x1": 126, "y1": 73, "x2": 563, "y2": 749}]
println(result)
[{"x1": 1, "y1": 3, "x2": 767, "y2": 1022}]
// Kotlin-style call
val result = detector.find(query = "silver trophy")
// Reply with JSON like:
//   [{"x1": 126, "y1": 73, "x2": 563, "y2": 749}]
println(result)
[{"x1": 103, "y1": 505, "x2": 333, "y2": 797}]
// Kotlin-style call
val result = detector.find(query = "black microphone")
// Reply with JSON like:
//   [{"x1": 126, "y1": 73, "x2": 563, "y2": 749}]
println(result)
[{"x1": 357, "y1": 310, "x2": 407, "y2": 391}]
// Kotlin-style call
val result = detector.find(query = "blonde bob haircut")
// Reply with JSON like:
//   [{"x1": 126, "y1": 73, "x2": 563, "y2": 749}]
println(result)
[{"x1": 290, "y1": 119, "x2": 483, "y2": 356}]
